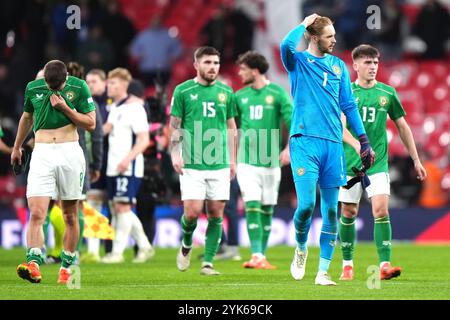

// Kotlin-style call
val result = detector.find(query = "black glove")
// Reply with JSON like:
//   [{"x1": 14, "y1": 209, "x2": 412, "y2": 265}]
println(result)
[
  {"x1": 358, "y1": 134, "x2": 375, "y2": 169},
  {"x1": 12, "y1": 145, "x2": 32, "y2": 176},
  {"x1": 343, "y1": 166, "x2": 371, "y2": 190}
]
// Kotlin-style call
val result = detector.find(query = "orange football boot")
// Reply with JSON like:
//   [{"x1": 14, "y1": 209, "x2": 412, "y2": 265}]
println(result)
[
  {"x1": 16, "y1": 262, "x2": 42, "y2": 283},
  {"x1": 243, "y1": 255, "x2": 262, "y2": 268},
  {"x1": 339, "y1": 265, "x2": 354, "y2": 280},
  {"x1": 57, "y1": 268, "x2": 71, "y2": 284},
  {"x1": 255, "y1": 257, "x2": 277, "y2": 270},
  {"x1": 380, "y1": 263, "x2": 402, "y2": 280}
]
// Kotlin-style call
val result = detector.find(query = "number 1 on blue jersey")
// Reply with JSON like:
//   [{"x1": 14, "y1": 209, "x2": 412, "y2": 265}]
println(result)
[{"x1": 323, "y1": 72, "x2": 328, "y2": 87}]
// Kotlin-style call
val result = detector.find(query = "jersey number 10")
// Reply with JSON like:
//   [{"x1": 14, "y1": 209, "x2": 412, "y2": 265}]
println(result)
[{"x1": 250, "y1": 105, "x2": 263, "y2": 120}]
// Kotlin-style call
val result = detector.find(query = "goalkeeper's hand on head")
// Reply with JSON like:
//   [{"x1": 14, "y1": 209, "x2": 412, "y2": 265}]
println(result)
[{"x1": 358, "y1": 134, "x2": 375, "y2": 169}]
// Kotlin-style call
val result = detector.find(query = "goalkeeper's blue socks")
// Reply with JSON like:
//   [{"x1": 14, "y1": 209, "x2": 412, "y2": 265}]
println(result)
[
  {"x1": 318, "y1": 187, "x2": 339, "y2": 273},
  {"x1": 293, "y1": 179, "x2": 316, "y2": 252}
]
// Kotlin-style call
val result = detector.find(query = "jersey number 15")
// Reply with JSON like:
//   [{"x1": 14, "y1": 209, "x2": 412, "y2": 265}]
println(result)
[{"x1": 203, "y1": 102, "x2": 216, "y2": 118}]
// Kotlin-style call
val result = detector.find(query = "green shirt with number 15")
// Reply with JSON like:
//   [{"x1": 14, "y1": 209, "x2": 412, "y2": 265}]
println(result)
[{"x1": 170, "y1": 78, "x2": 237, "y2": 171}]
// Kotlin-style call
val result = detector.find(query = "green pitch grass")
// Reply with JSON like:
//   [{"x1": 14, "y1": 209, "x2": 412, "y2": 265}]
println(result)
[{"x1": 1, "y1": 244, "x2": 450, "y2": 300}]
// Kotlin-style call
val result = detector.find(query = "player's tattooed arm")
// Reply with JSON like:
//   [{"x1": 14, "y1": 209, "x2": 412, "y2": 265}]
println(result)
[
  {"x1": 169, "y1": 116, "x2": 182, "y2": 149},
  {"x1": 169, "y1": 116, "x2": 184, "y2": 175}
]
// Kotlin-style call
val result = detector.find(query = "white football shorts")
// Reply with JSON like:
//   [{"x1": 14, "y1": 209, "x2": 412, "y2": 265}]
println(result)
[
  {"x1": 237, "y1": 163, "x2": 281, "y2": 205},
  {"x1": 338, "y1": 172, "x2": 390, "y2": 204},
  {"x1": 179, "y1": 168, "x2": 230, "y2": 201},
  {"x1": 27, "y1": 141, "x2": 86, "y2": 200}
]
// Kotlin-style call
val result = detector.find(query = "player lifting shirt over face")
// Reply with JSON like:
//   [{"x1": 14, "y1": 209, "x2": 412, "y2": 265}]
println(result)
[{"x1": 12, "y1": 60, "x2": 96, "y2": 284}]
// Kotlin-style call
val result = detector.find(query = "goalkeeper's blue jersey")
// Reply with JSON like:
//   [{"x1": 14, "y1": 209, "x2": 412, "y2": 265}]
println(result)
[{"x1": 280, "y1": 24, "x2": 364, "y2": 143}]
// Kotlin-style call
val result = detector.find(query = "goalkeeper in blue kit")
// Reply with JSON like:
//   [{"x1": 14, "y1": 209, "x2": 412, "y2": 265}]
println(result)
[{"x1": 280, "y1": 14, "x2": 375, "y2": 285}]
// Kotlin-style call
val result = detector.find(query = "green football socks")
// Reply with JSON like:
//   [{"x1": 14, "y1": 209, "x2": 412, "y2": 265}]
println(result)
[
  {"x1": 76, "y1": 206, "x2": 84, "y2": 252},
  {"x1": 181, "y1": 214, "x2": 197, "y2": 247},
  {"x1": 245, "y1": 201, "x2": 263, "y2": 255},
  {"x1": 26, "y1": 247, "x2": 44, "y2": 266},
  {"x1": 60, "y1": 250, "x2": 76, "y2": 269},
  {"x1": 261, "y1": 205, "x2": 274, "y2": 255},
  {"x1": 374, "y1": 215, "x2": 392, "y2": 263},
  {"x1": 339, "y1": 215, "x2": 356, "y2": 261},
  {"x1": 203, "y1": 217, "x2": 223, "y2": 263}
]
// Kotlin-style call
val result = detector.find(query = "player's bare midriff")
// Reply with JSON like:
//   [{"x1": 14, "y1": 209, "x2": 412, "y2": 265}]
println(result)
[{"x1": 35, "y1": 123, "x2": 79, "y2": 143}]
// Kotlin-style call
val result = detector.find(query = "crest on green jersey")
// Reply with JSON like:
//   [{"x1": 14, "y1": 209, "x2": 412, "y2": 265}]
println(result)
[
  {"x1": 265, "y1": 95, "x2": 274, "y2": 104},
  {"x1": 65, "y1": 91, "x2": 76, "y2": 102},
  {"x1": 218, "y1": 93, "x2": 227, "y2": 103},
  {"x1": 379, "y1": 96, "x2": 388, "y2": 107}
]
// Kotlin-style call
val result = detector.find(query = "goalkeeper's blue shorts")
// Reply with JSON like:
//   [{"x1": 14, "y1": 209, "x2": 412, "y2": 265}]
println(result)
[{"x1": 289, "y1": 134, "x2": 347, "y2": 189}]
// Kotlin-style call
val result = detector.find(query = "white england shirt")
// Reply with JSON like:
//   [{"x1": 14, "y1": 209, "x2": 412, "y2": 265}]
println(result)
[{"x1": 106, "y1": 100, "x2": 148, "y2": 178}]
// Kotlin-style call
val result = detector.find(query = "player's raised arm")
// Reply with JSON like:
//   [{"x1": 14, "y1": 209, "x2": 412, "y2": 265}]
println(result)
[{"x1": 280, "y1": 13, "x2": 319, "y2": 71}]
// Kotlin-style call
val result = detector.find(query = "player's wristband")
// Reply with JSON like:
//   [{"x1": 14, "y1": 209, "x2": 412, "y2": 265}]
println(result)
[{"x1": 358, "y1": 134, "x2": 369, "y2": 147}]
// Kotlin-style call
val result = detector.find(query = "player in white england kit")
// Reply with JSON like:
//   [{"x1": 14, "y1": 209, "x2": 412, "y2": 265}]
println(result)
[{"x1": 101, "y1": 68, "x2": 154, "y2": 263}]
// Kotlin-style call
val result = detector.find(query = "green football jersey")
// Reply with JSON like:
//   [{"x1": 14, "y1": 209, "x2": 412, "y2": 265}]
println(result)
[
  {"x1": 236, "y1": 82, "x2": 292, "y2": 167},
  {"x1": 0, "y1": 126, "x2": 3, "y2": 138},
  {"x1": 170, "y1": 78, "x2": 237, "y2": 170},
  {"x1": 344, "y1": 82, "x2": 406, "y2": 175},
  {"x1": 24, "y1": 76, "x2": 96, "y2": 132}
]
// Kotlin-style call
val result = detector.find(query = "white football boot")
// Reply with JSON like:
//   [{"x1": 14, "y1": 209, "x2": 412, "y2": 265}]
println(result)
[
  {"x1": 100, "y1": 253, "x2": 125, "y2": 264},
  {"x1": 132, "y1": 246, "x2": 155, "y2": 263},
  {"x1": 291, "y1": 248, "x2": 308, "y2": 280},
  {"x1": 315, "y1": 272, "x2": 337, "y2": 286},
  {"x1": 176, "y1": 245, "x2": 192, "y2": 271}
]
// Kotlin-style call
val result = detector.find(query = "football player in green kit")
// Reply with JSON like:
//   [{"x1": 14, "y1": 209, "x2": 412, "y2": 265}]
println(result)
[
  {"x1": 338, "y1": 45, "x2": 427, "y2": 281},
  {"x1": 170, "y1": 47, "x2": 238, "y2": 275},
  {"x1": 235, "y1": 51, "x2": 292, "y2": 269},
  {"x1": 12, "y1": 60, "x2": 96, "y2": 284}
]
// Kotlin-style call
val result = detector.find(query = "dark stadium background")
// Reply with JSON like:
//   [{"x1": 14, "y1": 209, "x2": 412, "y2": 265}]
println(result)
[{"x1": 0, "y1": 0, "x2": 449, "y2": 249}]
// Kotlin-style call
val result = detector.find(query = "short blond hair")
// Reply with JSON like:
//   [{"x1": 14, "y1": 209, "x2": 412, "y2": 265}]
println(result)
[
  {"x1": 107, "y1": 68, "x2": 132, "y2": 82},
  {"x1": 305, "y1": 16, "x2": 333, "y2": 41}
]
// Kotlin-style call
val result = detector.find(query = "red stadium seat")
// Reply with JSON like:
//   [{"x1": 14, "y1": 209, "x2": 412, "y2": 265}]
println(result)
[
  {"x1": 120, "y1": 0, "x2": 170, "y2": 31},
  {"x1": 396, "y1": 88, "x2": 425, "y2": 115},
  {"x1": 424, "y1": 128, "x2": 450, "y2": 161},
  {"x1": 419, "y1": 61, "x2": 448, "y2": 82},
  {"x1": 385, "y1": 60, "x2": 419, "y2": 88},
  {"x1": 425, "y1": 85, "x2": 450, "y2": 114},
  {"x1": 415, "y1": 70, "x2": 436, "y2": 90}
]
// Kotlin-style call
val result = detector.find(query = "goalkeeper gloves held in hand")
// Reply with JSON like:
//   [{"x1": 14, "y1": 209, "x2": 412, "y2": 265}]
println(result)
[{"x1": 358, "y1": 134, "x2": 375, "y2": 169}]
